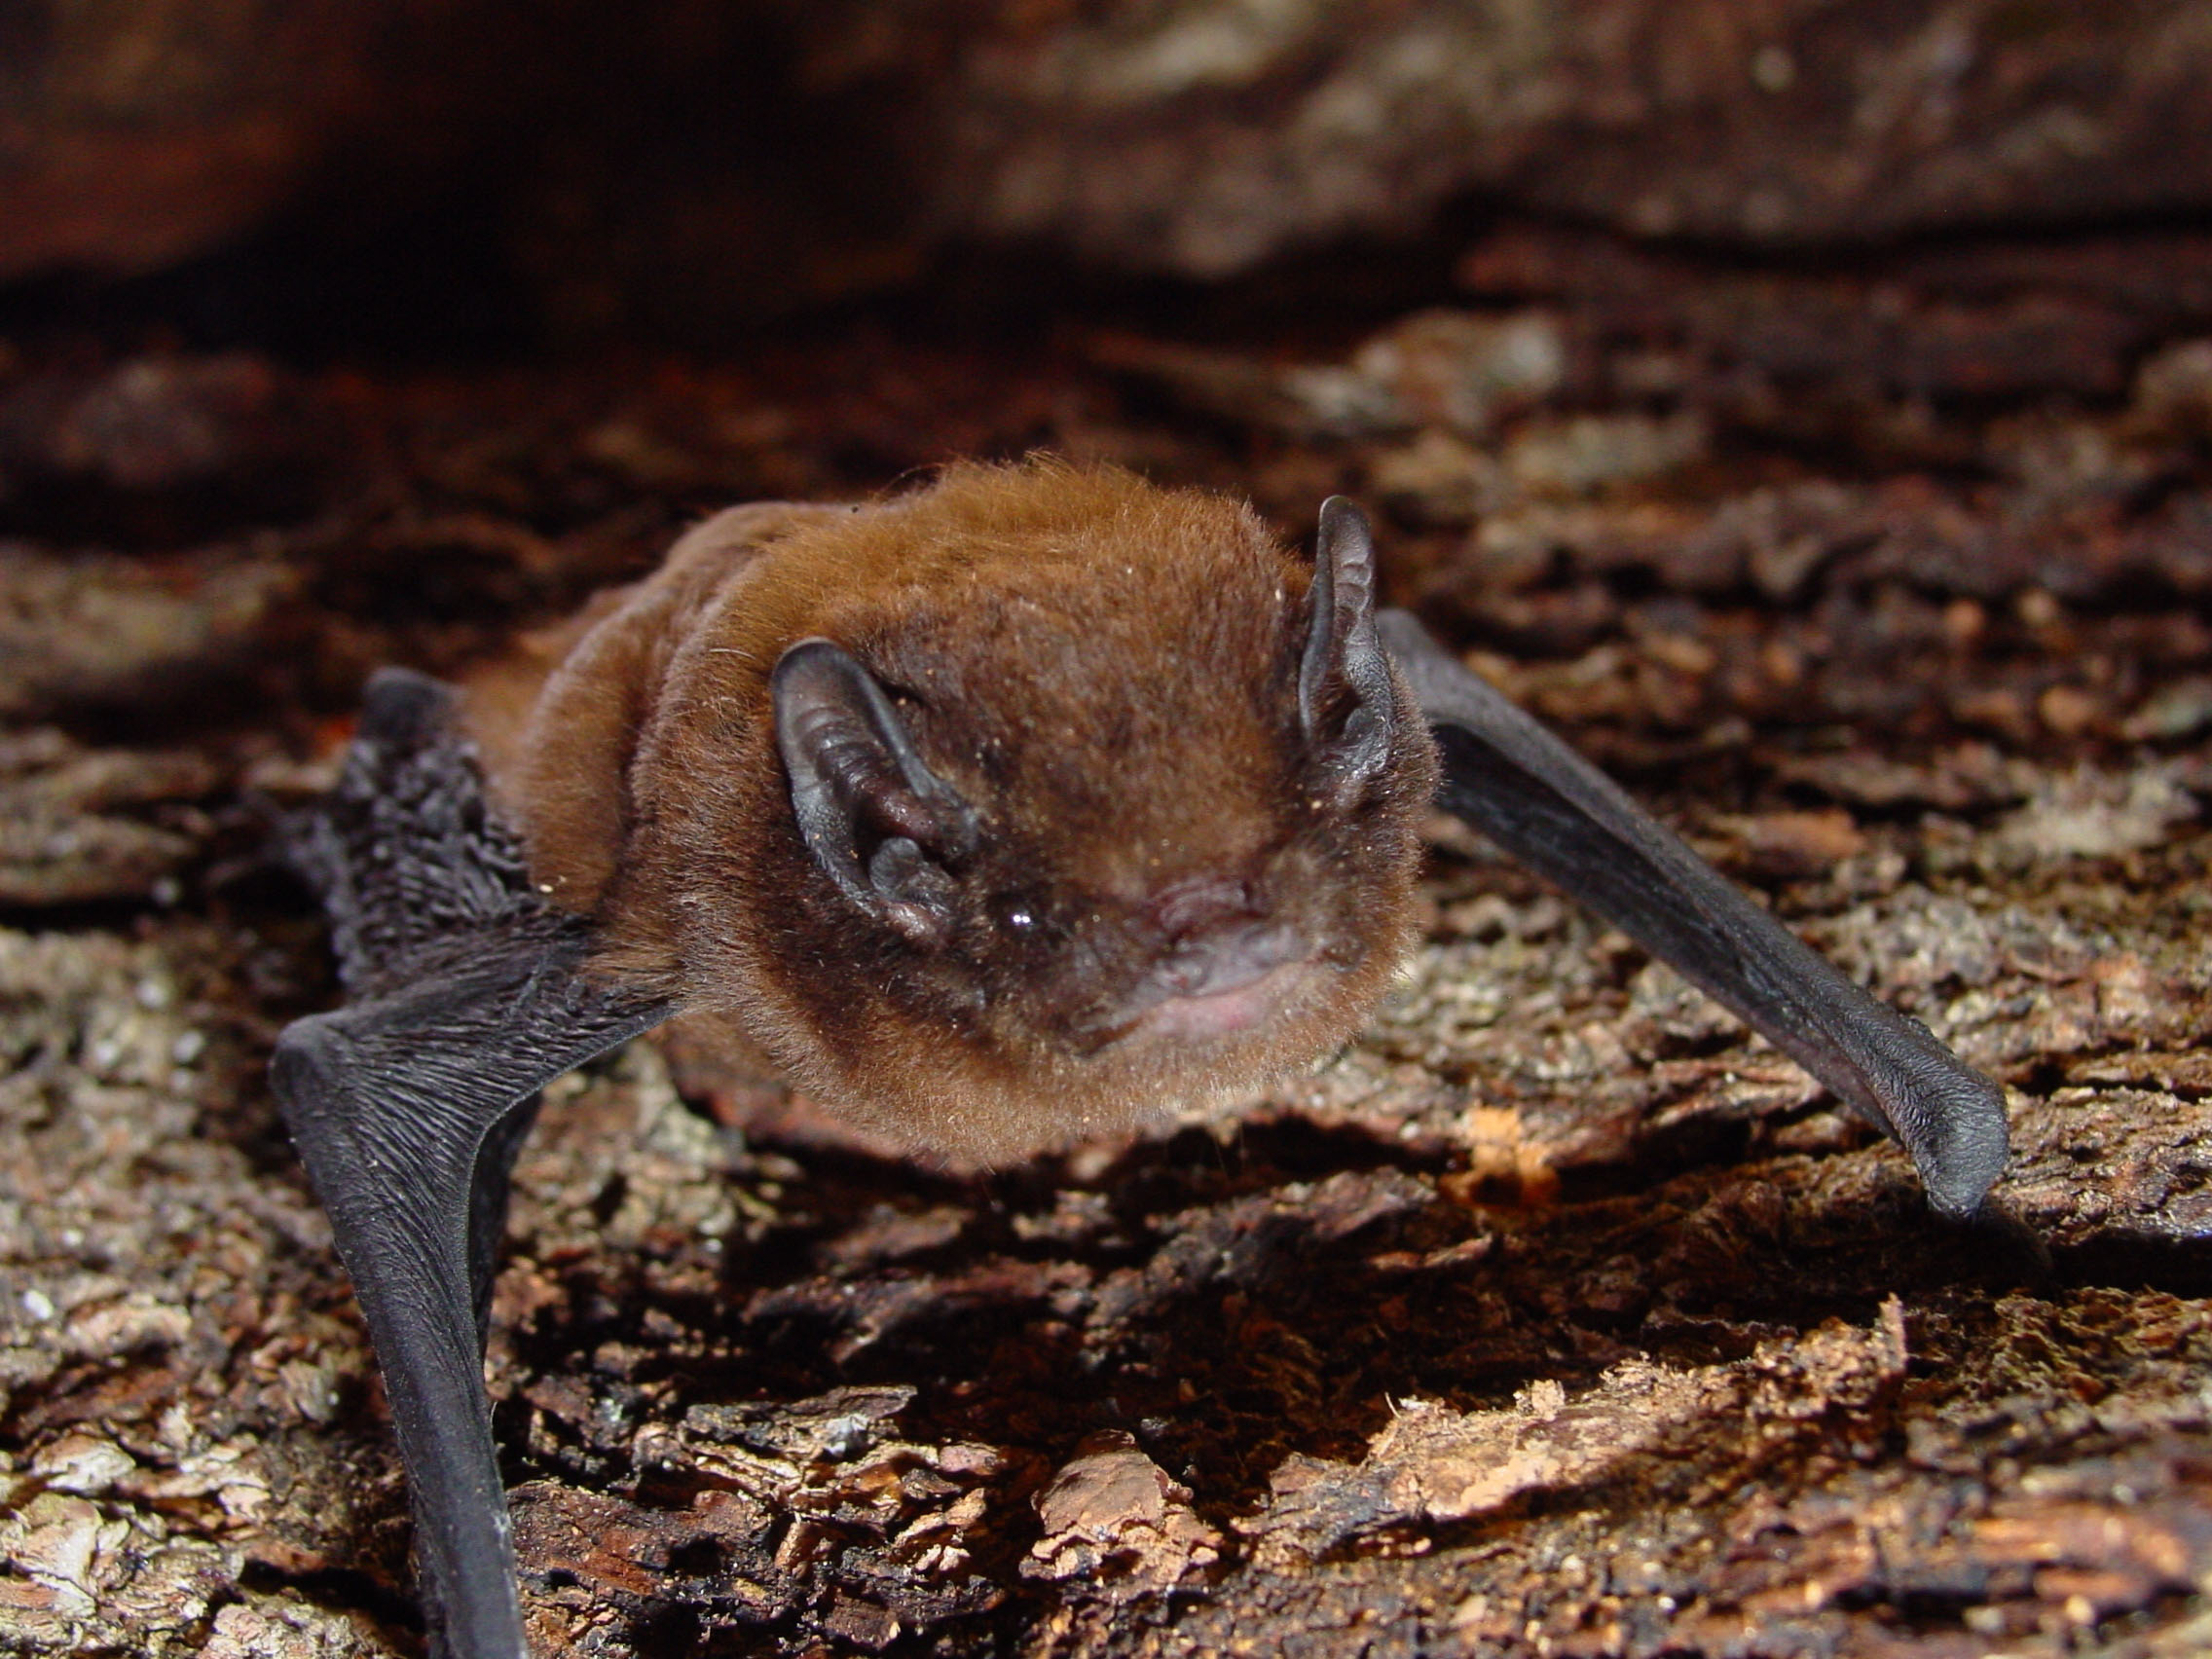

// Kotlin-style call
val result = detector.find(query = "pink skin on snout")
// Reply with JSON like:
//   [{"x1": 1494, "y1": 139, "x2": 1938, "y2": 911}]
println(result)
[
  {"x1": 1124, "y1": 957, "x2": 1317, "y2": 1042},
  {"x1": 1088, "y1": 887, "x2": 1320, "y2": 1047}
]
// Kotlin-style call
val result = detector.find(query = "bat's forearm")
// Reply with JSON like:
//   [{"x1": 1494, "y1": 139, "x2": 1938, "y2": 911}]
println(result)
[{"x1": 1379, "y1": 606, "x2": 2008, "y2": 1220}]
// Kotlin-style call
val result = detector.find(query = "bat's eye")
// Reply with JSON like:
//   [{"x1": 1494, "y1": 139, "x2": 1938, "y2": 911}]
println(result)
[{"x1": 1004, "y1": 906, "x2": 1037, "y2": 933}]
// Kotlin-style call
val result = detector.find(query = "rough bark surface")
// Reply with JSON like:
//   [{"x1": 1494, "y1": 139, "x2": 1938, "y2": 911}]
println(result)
[
  {"x1": 858, "y1": 0, "x2": 2212, "y2": 271},
  {"x1": 1, "y1": 221, "x2": 2209, "y2": 1655},
  {"x1": 11, "y1": 1, "x2": 2212, "y2": 311}
]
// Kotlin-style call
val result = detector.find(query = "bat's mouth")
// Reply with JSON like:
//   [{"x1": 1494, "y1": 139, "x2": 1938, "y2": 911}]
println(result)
[
  {"x1": 1078, "y1": 918, "x2": 1317, "y2": 1050},
  {"x1": 1117, "y1": 958, "x2": 1316, "y2": 1044}
]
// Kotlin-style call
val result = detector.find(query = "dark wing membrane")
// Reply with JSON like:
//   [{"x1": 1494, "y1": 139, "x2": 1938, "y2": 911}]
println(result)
[
  {"x1": 1379, "y1": 609, "x2": 2007, "y2": 1220},
  {"x1": 273, "y1": 671, "x2": 671, "y2": 1659}
]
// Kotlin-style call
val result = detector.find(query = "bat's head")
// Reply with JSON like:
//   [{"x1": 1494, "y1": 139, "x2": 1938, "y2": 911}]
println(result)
[{"x1": 647, "y1": 463, "x2": 1438, "y2": 1163}]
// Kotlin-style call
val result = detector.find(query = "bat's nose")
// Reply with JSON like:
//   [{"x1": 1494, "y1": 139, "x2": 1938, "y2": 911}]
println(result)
[
  {"x1": 1086, "y1": 885, "x2": 1316, "y2": 1046},
  {"x1": 1156, "y1": 916, "x2": 1308, "y2": 998},
  {"x1": 1140, "y1": 874, "x2": 1307, "y2": 997},
  {"x1": 1146, "y1": 874, "x2": 1253, "y2": 940}
]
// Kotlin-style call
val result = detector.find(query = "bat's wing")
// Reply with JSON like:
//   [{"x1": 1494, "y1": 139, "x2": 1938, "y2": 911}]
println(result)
[
  {"x1": 272, "y1": 670, "x2": 671, "y2": 1659},
  {"x1": 1377, "y1": 608, "x2": 2008, "y2": 1220}
]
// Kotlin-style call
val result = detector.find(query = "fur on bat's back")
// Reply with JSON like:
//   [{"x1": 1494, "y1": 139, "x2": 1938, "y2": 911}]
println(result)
[{"x1": 467, "y1": 458, "x2": 1435, "y2": 1161}]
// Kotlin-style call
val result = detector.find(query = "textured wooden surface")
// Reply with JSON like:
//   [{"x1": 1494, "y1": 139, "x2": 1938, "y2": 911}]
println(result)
[{"x1": 1, "y1": 223, "x2": 2208, "y2": 1655}]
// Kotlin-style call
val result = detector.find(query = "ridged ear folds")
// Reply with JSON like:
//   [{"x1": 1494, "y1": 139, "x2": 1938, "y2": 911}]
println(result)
[
  {"x1": 773, "y1": 639, "x2": 979, "y2": 948},
  {"x1": 1299, "y1": 497, "x2": 1398, "y2": 805}
]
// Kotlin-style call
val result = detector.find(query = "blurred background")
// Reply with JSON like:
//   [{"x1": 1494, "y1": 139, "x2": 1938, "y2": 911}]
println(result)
[
  {"x1": 5, "y1": 7, "x2": 2212, "y2": 1659},
  {"x1": 11, "y1": 0, "x2": 2212, "y2": 342}
]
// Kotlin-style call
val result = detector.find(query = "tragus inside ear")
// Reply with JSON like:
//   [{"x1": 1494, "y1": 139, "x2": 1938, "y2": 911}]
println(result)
[
  {"x1": 773, "y1": 638, "x2": 978, "y2": 946},
  {"x1": 1299, "y1": 497, "x2": 1397, "y2": 802}
]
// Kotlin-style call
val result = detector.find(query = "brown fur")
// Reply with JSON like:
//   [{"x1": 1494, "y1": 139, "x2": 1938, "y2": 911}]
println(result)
[{"x1": 464, "y1": 460, "x2": 1439, "y2": 1163}]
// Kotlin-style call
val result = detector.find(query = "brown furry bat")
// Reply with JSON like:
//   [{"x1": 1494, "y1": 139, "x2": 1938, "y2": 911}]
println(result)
[
  {"x1": 464, "y1": 461, "x2": 1438, "y2": 1164},
  {"x1": 274, "y1": 459, "x2": 2006, "y2": 1659}
]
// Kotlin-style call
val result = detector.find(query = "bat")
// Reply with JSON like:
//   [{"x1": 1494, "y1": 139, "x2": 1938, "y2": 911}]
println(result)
[{"x1": 271, "y1": 459, "x2": 2008, "y2": 1658}]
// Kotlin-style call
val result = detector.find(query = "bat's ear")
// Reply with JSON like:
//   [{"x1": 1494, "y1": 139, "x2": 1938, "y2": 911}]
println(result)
[
  {"x1": 774, "y1": 639, "x2": 979, "y2": 948},
  {"x1": 1300, "y1": 497, "x2": 1399, "y2": 804}
]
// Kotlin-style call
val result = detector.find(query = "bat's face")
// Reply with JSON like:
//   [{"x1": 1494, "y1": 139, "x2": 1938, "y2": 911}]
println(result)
[{"x1": 646, "y1": 469, "x2": 1439, "y2": 1164}]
